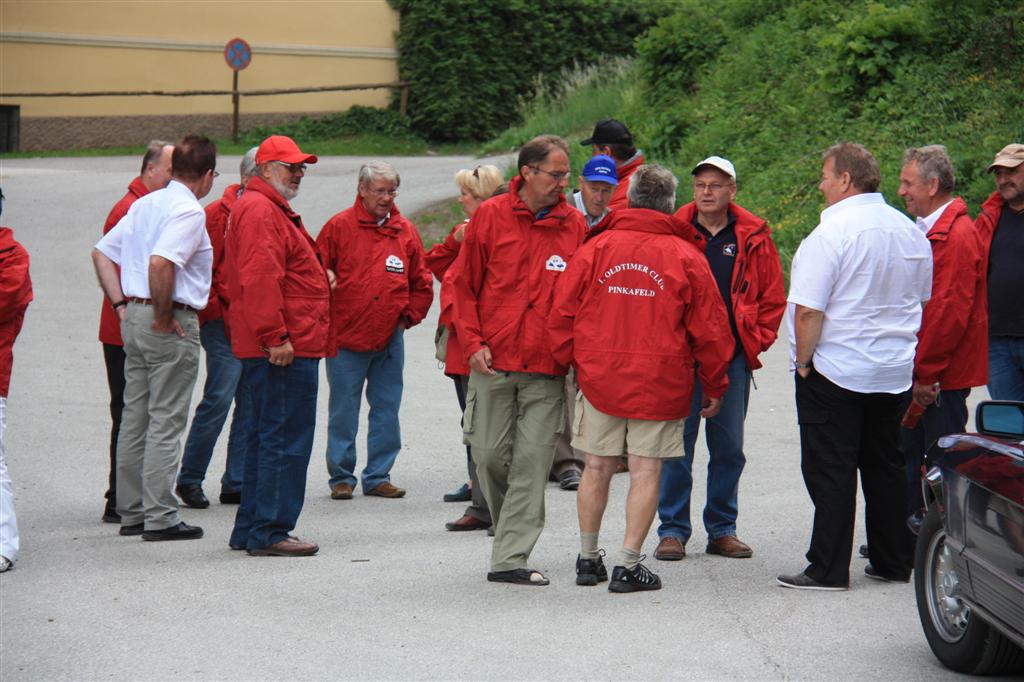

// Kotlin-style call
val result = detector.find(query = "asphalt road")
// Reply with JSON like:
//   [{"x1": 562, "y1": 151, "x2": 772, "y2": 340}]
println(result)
[{"x1": 0, "y1": 154, "x2": 977, "y2": 681}]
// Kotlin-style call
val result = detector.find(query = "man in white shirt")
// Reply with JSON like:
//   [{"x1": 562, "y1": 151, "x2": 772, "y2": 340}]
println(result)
[
  {"x1": 92, "y1": 135, "x2": 216, "y2": 542},
  {"x1": 779, "y1": 142, "x2": 932, "y2": 590}
]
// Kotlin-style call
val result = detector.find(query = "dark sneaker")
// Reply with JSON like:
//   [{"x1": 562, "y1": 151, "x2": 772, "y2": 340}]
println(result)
[
  {"x1": 576, "y1": 551, "x2": 608, "y2": 586},
  {"x1": 175, "y1": 484, "x2": 210, "y2": 509},
  {"x1": 443, "y1": 482, "x2": 471, "y2": 503},
  {"x1": 558, "y1": 470, "x2": 581, "y2": 491},
  {"x1": 102, "y1": 508, "x2": 121, "y2": 524},
  {"x1": 776, "y1": 572, "x2": 848, "y2": 591},
  {"x1": 219, "y1": 490, "x2": 241, "y2": 505},
  {"x1": 119, "y1": 523, "x2": 144, "y2": 536},
  {"x1": 865, "y1": 564, "x2": 910, "y2": 583},
  {"x1": 608, "y1": 559, "x2": 662, "y2": 593},
  {"x1": 858, "y1": 544, "x2": 869, "y2": 559}
]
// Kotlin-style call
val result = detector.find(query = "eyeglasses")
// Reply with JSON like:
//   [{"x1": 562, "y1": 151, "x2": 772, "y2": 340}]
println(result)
[
  {"x1": 368, "y1": 187, "x2": 399, "y2": 197},
  {"x1": 693, "y1": 182, "x2": 727, "y2": 193},
  {"x1": 272, "y1": 161, "x2": 307, "y2": 174},
  {"x1": 210, "y1": 170, "x2": 220, "y2": 178},
  {"x1": 529, "y1": 166, "x2": 571, "y2": 182}
]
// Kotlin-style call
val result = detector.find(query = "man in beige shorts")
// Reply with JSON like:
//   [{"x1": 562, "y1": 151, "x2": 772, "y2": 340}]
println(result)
[{"x1": 550, "y1": 164, "x2": 731, "y2": 592}]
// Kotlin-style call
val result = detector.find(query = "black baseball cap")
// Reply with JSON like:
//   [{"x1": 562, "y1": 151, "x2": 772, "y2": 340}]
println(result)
[{"x1": 581, "y1": 119, "x2": 633, "y2": 146}]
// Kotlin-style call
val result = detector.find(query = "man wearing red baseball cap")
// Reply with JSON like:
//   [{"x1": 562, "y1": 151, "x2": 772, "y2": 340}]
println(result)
[{"x1": 225, "y1": 135, "x2": 332, "y2": 557}]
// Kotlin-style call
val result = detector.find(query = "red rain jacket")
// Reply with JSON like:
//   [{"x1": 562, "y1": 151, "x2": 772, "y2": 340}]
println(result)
[
  {"x1": 674, "y1": 201, "x2": 786, "y2": 370},
  {"x1": 0, "y1": 228, "x2": 32, "y2": 397},
  {"x1": 427, "y1": 221, "x2": 470, "y2": 376},
  {"x1": 449, "y1": 175, "x2": 587, "y2": 375},
  {"x1": 424, "y1": 220, "x2": 466, "y2": 280},
  {"x1": 549, "y1": 209, "x2": 731, "y2": 421},
  {"x1": 225, "y1": 176, "x2": 331, "y2": 359},
  {"x1": 607, "y1": 153, "x2": 644, "y2": 211},
  {"x1": 98, "y1": 177, "x2": 149, "y2": 345},
  {"x1": 317, "y1": 198, "x2": 433, "y2": 353},
  {"x1": 198, "y1": 183, "x2": 241, "y2": 325},
  {"x1": 913, "y1": 197, "x2": 987, "y2": 389},
  {"x1": 975, "y1": 190, "x2": 1003, "y2": 283}
]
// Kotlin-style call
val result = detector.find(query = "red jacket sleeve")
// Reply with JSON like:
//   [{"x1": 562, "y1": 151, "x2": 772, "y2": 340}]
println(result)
[
  {"x1": 237, "y1": 206, "x2": 290, "y2": 348},
  {"x1": 449, "y1": 214, "x2": 489, "y2": 361},
  {"x1": 548, "y1": 245, "x2": 590, "y2": 367},
  {"x1": 424, "y1": 223, "x2": 464, "y2": 279},
  {"x1": 403, "y1": 226, "x2": 434, "y2": 327},
  {"x1": 914, "y1": 224, "x2": 980, "y2": 385},
  {"x1": 315, "y1": 216, "x2": 340, "y2": 273},
  {"x1": 0, "y1": 242, "x2": 32, "y2": 323},
  {"x1": 684, "y1": 254, "x2": 732, "y2": 399},
  {"x1": 753, "y1": 237, "x2": 787, "y2": 353}
]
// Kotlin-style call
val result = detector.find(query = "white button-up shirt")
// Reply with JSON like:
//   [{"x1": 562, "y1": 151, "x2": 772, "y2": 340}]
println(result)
[
  {"x1": 96, "y1": 180, "x2": 212, "y2": 310},
  {"x1": 787, "y1": 192, "x2": 932, "y2": 394},
  {"x1": 914, "y1": 199, "x2": 953, "y2": 234}
]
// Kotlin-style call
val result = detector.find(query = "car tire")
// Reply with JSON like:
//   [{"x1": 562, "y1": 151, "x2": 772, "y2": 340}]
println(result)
[{"x1": 914, "y1": 504, "x2": 1024, "y2": 675}]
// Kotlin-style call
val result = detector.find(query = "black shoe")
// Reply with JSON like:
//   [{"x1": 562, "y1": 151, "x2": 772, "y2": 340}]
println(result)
[
  {"x1": 858, "y1": 544, "x2": 869, "y2": 559},
  {"x1": 175, "y1": 484, "x2": 210, "y2": 509},
  {"x1": 102, "y1": 508, "x2": 121, "y2": 524},
  {"x1": 776, "y1": 572, "x2": 848, "y2": 591},
  {"x1": 142, "y1": 522, "x2": 204, "y2": 541},
  {"x1": 865, "y1": 564, "x2": 911, "y2": 583},
  {"x1": 608, "y1": 559, "x2": 662, "y2": 593},
  {"x1": 219, "y1": 490, "x2": 241, "y2": 505},
  {"x1": 443, "y1": 483, "x2": 471, "y2": 503},
  {"x1": 119, "y1": 523, "x2": 144, "y2": 536},
  {"x1": 559, "y1": 470, "x2": 581, "y2": 491},
  {"x1": 576, "y1": 551, "x2": 608, "y2": 586},
  {"x1": 487, "y1": 527, "x2": 495, "y2": 537}
]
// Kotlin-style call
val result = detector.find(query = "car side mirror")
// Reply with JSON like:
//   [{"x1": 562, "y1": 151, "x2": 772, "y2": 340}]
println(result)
[{"x1": 975, "y1": 400, "x2": 1024, "y2": 439}]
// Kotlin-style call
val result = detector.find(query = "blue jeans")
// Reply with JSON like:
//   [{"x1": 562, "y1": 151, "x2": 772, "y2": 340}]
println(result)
[
  {"x1": 177, "y1": 320, "x2": 248, "y2": 493},
  {"x1": 988, "y1": 336, "x2": 1024, "y2": 401},
  {"x1": 229, "y1": 357, "x2": 319, "y2": 551},
  {"x1": 325, "y1": 327, "x2": 404, "y2": 491},
  {"x1": 658, "y1": 354, "x2": 750, "y2": 543}
]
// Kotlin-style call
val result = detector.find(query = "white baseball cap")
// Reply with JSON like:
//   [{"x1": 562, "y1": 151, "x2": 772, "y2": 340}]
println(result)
[{"x1": 692, "y1": 155, "x2": 736, "y2": 181}]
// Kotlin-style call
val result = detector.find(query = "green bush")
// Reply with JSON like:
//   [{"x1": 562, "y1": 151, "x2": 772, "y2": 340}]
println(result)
[
  {"x1": 388, "y1": 0, "x2": 673, "y2": 142},
  {"x1": 239, "y1": 106, "x2": 419, "y2": 147}
]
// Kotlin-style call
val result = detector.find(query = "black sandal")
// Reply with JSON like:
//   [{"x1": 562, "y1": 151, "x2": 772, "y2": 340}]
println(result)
[{"x1": 487, "y1": 568, "x2": 550, "y2": 586}]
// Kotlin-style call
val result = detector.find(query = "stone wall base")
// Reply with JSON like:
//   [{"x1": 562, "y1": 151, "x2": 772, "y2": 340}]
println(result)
[{"x1": 17, "y1": 112, "x2": 329, "y2": 151}]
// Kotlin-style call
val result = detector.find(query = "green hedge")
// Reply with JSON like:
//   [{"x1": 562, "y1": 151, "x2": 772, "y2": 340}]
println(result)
[{"x1": 388, "y1": 0, "x2": 672, "y2": 142}]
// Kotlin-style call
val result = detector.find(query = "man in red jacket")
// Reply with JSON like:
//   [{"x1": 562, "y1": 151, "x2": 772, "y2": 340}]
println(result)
[
  {"x1": 316, "y1": 161, "x2": 433, "y2": 501},
  {"x1": 897, "y1": 145, "x2": 987, "y2": 522},
  {"x1": 175, "y1": 147, "x2": 258, "y2": 509},
  {"x1": 450, "y1": 135, "x2": 587, "y2": 585},
  {"x1": 550, "y1": 164, "x2": 732, "y2": 592},
  {"x1": 226, "y1": 135, "x2": 329, "y2": 557},
  {"x1": 582, "y1": 119, "x2": 644, "y2": 211},
  {"x1": 655, "y1": 156, "x2": 786, "y2": 562},
  {"x1": 0, "y1": 196, "x2": 33, "y2": 572},
  {"x1": 97, "y1": 140, "x2": 173, "y2": 524},
  {"x1": 976, "y1": 143, "x2": 1024, "y2": 402}
]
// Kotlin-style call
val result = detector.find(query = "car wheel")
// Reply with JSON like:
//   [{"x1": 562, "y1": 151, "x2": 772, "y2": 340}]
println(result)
[{"x1": 914, "y1": 505, "x2": 1024, "y2": 675}]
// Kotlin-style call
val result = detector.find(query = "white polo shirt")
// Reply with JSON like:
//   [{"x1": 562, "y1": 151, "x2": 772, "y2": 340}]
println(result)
[
  {"x1": 96, "y1": 180, "x2": 213, "y2": 310},
  {"x1": 787, "y1": 192, "x2": 932, "y2": 394}
]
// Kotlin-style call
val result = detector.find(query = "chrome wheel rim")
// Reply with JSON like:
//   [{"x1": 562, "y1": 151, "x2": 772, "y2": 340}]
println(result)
[{"x1": 924, "y1": 527, "x2": 971, "y2": 643}]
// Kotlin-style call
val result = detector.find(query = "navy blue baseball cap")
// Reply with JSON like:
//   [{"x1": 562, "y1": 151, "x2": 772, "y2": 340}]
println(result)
[{"x1": 581, "y1": 155, "x2": 619, "y2": 185}]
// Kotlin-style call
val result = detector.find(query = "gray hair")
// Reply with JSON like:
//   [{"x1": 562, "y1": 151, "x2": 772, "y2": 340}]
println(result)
[
  {"x1": 359, "y1": 161, "x2": 400, "y2": 188},
  {"x1": 903, "y1": 145, "x2": 955, "y2": 194},
  {"x1": 240, "y1": 147, "x2": 259, "y2": 180},
  {"x1": 140, "y1": 139, "x2": 173, "y2": 175},
  {"x1": 627, "y1": 164, "x2": 678, "y2": 214}
]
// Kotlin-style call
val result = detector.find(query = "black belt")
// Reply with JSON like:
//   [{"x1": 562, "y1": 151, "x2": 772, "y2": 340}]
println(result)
[{"x1": 127, "y1": 296, "x2": 197, "y2": 313}]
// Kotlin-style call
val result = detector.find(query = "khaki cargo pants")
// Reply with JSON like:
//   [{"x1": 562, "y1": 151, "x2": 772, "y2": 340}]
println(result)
[{"x1": 464, "y1": 370, "x2": 565, "y2": 572}]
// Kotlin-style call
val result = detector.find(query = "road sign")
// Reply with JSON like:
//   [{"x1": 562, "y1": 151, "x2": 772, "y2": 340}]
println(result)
[{"x1": 224, "y1": 38, "x2": 251, "y2": 71}]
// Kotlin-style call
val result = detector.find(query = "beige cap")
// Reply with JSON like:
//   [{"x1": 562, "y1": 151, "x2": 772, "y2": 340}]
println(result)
[{"x1": 987, "y1": 143, "x2": 1024, "y2": 172}]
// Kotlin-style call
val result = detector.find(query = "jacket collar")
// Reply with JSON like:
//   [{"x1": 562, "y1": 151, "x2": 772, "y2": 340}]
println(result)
[
  {"x1": 244, "y1": 176, "x2": 302, "y2": 222},
  {"x1": 926, "y1": 196, "x2": 968, "y2": 239},
  {"x1": 674, "y1": 201, "x2": 769, "y2": 245},
  {"x1": 351, "y1": 195, "x2": 405, "y2": 235},
  {"x1": 604, "y1": 208, "x2": 686, "y2": 237},
  {"x1": 128, "y1": 176, "x2": 150, "y2": 199},
  {"x1": 509, "y1": 175, "x2": 575, "y2": 226},
  {"x1": 220, "y1": 183, "x2": 243, "y2": 213}
]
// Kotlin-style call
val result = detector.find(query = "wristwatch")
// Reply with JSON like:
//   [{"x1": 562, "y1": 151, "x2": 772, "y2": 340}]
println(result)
[
  {"x1": 111, "y1": 300, "x2": 127, "y2": 310},
  {"x1": 794, "y1": 360, "x2": 812, "y2": 370}
]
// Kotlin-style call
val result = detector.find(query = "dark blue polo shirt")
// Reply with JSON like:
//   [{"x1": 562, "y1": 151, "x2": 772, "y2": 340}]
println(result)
[{"x1": 695, "y1": 213, "x2": 740, "y2": 356}]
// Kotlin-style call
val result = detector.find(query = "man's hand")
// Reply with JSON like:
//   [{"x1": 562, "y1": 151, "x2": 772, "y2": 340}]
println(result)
[
  {"x1": 453, "y1": 222, "x2": 467, "y2": 243},
  {"x1": 912, "y1": 380, "x2": 940, "y2": 407},
  {"x1": 115, "y1": 306, "x2": 127, "y2": 323},
  {"x1": 268, "y1": 340, "x2": 295, "y2": 367},
  {"x1": 796, "y1": 365, "x2": 811, "y2": 379},
  {"x1": 700, "y1": 396, "x2": 722, "y2": 419},
  {"x1": 469, "y1": 347, "x2": 495, "y2": 376},
  {"x1": 326, "y1": 268, "x2": 338, "y2": 291},
  {"x1": 151, "y1": 315, "x2": 184, "y2": 337}
]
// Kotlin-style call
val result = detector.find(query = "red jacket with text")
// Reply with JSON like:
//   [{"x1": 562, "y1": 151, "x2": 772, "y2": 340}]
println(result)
[
  {"x1": 317, "y1": 198, "x2": 433, "y2": 353},
  {"x1": 198, "y1": 183, "x2": 241, "y2": 325},
  {"x1": 549, "y1": 209, "x2": 731, "y2": 421},
  {"x1": 98, "y1": 177, "x2": 149, "y2": 345},
  {"x1": 0, "y1": 228, "x2": 33, "y2": 398},
  {"x1": 450, "y1": 175, "x2": 587, "y2": 375},
  {"x1": 674, "y1": 201, "x2": 786, "y2": 370},
  {"x1": 607, "y1": 153, "x2": 644, "y2": 211},
  {"x1": 913, "y1": 197, "x2": 987, "y2": 389},
  {"x1": 225, "y1": 176, "x2": 331, "y2": 359}
]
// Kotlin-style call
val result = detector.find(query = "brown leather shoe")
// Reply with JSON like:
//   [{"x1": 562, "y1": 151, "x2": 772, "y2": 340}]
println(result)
[
  {"x1": 247, "y1": 536, "x2": 319, "y2": 557},
  {"x1": 365, "y1": 481, "x2": 406, "y2": 498},
  {"x1": 654, "y1": 536, "x2": 686, "y2": 561},
  {"x1": 707, "y1": 535, "x2": 753, "y2": 558},
  {"x1": 330, "y1": 483, "x2": 354, "y2": 500},
  {"x1": 445, "y1": 514, "x2": 491, "y2": 531}
]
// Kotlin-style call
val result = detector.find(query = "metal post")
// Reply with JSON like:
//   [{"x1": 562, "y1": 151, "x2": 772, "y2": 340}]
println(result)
[{"x1": 232, "y1": 71, "x2": 240, "y2": 143}]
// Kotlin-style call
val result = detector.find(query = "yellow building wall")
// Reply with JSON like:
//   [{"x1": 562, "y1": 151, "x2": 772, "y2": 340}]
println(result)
[{"x1": 0, "y1": 0, "x2": 401, "y2": 117}]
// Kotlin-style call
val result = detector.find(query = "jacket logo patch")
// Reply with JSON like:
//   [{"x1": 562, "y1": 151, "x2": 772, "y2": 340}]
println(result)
[
  {"x1": 722, "y1": 243, "x2": 737, "y2": 257},
  {"x1": 546, "y1": 255, "x2": 567, "y2": 272},
  {"x1": 385, "y1": 254, "x2": 405, "y2": 273}
]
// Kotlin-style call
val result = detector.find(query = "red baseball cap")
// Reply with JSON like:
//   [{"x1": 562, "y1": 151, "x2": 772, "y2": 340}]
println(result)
[{"x1": 256, "y1": 135, "x2": 318, "y2": 165}]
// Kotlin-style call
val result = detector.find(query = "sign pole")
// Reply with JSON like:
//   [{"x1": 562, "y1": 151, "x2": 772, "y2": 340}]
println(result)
[{"x1": 232, "y1": 71, "x2": 239, "y2": 143}]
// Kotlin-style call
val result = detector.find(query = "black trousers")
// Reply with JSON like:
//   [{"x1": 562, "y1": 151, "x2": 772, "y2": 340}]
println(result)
[
  {"x1": 900, "y1": 388, "x2": 969, "y2": 515},
  {"x1": 102, "y1": 343, "x2": 125, "y2": 511},
  {"x1": 795, "y1": 369, "x2": 912, "y2": 586}
]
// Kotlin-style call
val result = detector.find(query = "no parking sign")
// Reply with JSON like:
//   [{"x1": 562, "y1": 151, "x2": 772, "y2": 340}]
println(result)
[{"x1": 224, "y1": 37, "x2": 252, "y2": 71}]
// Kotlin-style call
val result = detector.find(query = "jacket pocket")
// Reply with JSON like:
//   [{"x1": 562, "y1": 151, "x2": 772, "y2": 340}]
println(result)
[
  {"x1": 462, "y1": 389, "x2": 477, "y2": 436},
  {"x1": 572, "y1": 390, "x2": 584, "y2": 437}
]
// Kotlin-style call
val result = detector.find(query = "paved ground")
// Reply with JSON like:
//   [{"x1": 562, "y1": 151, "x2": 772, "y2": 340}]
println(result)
[{"x1": 0, "y1": 155, "x2": 976, "y2": 680}]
